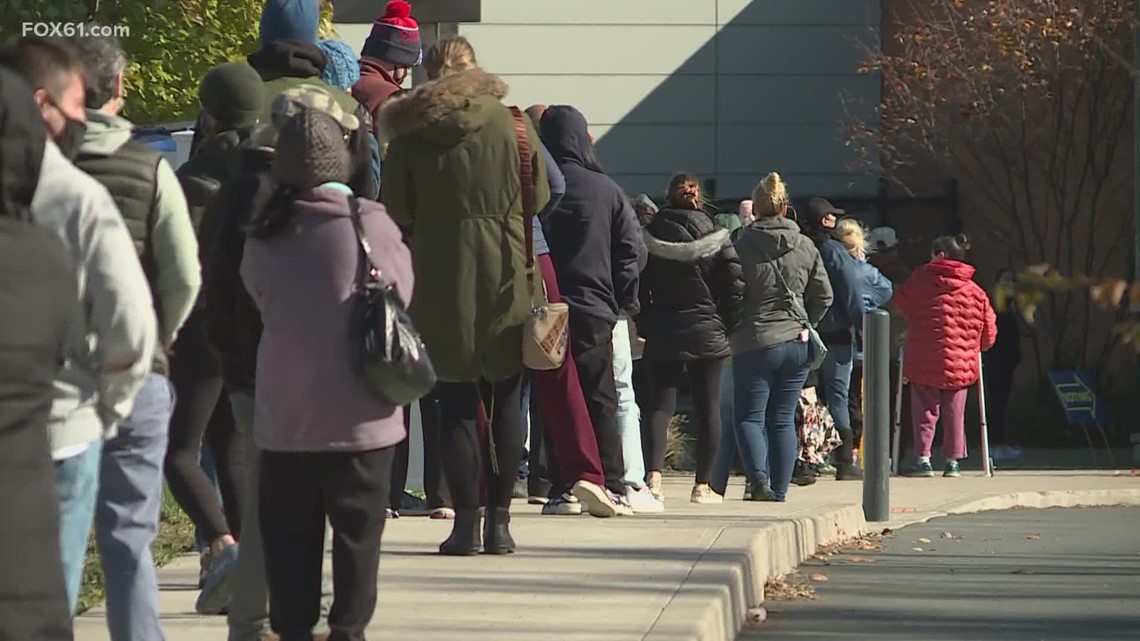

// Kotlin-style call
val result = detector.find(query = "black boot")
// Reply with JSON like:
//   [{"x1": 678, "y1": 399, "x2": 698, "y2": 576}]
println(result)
[
  {"x1": 835, "y1": 462, "x2": 865, "y2": 481},
  {"x1": 483, "y1": 507, "x2": 516, "y2": 555},
  {"x1": 439, "y1": 508, "x2": 481, "y2": 556}
]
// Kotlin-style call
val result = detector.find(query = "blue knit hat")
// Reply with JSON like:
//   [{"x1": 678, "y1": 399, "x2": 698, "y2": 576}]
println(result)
[
  {"x1": 316, "y1": 39, "x2": 360, "y2": 90},
  {"x1": 260, "y1": 0, "x2": 320, "y2": 45}
]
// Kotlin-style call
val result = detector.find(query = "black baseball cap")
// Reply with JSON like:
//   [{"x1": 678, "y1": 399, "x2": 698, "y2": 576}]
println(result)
[{"x1": 804, "y1": 197, "x2": 844, "y2": 228}]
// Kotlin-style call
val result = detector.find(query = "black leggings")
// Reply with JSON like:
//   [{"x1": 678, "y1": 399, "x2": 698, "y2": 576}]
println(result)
[
  {"x1": 642, "y1": 358, "x2": 725, "y2": 484},
  {"x1": 393, "y1": 390, "x2": 452, "y2": 510},
  {"x1": 437, "y1": 375, "x2": 525, "y2": 509},
  {"x1": 164, "y1": 312, "x2": 245, "y2": 542}
]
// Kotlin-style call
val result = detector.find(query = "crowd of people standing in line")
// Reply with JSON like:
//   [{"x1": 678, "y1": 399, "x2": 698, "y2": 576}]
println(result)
[{"x1": 0, "y1": 1, "x2": 1014, "y2": 640}]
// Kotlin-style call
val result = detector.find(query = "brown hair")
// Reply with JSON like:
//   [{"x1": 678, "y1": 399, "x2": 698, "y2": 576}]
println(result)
[
  {"x1": 750, "y1": 172, "x2": 789, "y2": 218},
  {"x1": 666, "y1": 172, "x2": 702, "y2": 209},
  {"x1": 0, "y1": 37, "x2": 84, "y2": 99},
  {"x1": 424, "y1": 36, "x2": 477, "y2": 80}
]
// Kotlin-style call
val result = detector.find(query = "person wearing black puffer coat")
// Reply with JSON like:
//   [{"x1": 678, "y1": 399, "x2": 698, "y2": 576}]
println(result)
[{"x1": 638, "y1": 173, "x2": 745, "y2": 505}]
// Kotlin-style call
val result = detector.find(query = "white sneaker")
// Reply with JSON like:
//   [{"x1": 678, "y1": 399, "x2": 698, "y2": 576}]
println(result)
[
  {"x1": 572, "y1": 480, "x2": 618, "y2": 518},
  {"x1": 541, "y1": 493, "x2": 583, "y2": 516},
  {"x1": 690, "y1": 484, "x2": 724, "y2": 505},
  {"x1": 610, "y1": 491, "x2": 634, "y2": 516},
  {"x1": 626, "y1": 486, "x2": 665, "y2": 514}
]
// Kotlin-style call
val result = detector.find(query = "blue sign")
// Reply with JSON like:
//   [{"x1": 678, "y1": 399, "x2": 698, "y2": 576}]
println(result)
[{"x1": 1048, "y1": 371, "x2": 1105, "y2": 424}]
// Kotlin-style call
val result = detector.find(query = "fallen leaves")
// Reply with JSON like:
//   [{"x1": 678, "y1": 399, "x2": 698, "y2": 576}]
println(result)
[
  {"x1": 941, "y1": 531, "x2": 957, "y2": 539},
  {"x1": 918, "y1": 537, "x2": 933, "y2": 544},
  {"x1": 1026, "y1": 534, "x2": 1041, "y2": 540},
  {"x1": 913, "y1": 547, "x2": 926, "y2": 552},
  {"x1": 809, "y1": 573, "x2": 830, "y2": 582},
  {"x1": 845, "y1": 556, "x2": 876, "y2": 563},
  {"x1": 764, "y1": 574, "x2": 817, "y2": 601}
]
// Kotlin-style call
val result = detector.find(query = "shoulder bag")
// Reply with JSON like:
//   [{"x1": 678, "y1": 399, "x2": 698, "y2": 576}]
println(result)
[
  {"x1": 348, "y1": 196, "x2": 437, "y2": 404},
  {"x1": 761, "y1": 247, "x2": 828, "y2": 370},
  {"x1": 509, "y1": 106, "x2": 570, "y2": 371}
]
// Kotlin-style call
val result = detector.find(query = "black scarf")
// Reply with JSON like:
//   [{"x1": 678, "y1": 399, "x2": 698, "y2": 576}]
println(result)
[{"x1": 247, "y1": 40, "x2": 328, "y2": 82}]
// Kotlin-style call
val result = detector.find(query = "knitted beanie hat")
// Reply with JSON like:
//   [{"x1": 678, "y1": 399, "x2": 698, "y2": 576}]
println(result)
[
  {"x1": 198, "y1": 62, "x2": 265, "y2": 130},
  {"x1": 316, "y1": 39, "x2": 361, "y2": 91},
  {"x1": 260, "y1": 0, "x2": 320, "y2": 45},
  {"x1": 272, "y1": 108, "x2": 351, "y2": 189},
  {"x1": 361, "y1": 0, "x2": 422, "y2": 67}
]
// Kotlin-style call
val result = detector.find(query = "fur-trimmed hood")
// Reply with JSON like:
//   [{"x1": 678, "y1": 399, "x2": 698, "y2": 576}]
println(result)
[
  {"x1": 644, "y1": 226, "x2": 730, "y2": 263},
  {"x1": 378, "y1": 68, "x2": 509, "y2": 143}
]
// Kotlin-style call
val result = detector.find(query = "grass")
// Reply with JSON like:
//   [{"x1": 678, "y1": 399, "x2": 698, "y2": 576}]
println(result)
[
  {"x1": 664, "y1": 414, "x2": 692, "y2": 471},
  {"x1": 76, "y1": 485, "x2": 196, "y2": 614}
]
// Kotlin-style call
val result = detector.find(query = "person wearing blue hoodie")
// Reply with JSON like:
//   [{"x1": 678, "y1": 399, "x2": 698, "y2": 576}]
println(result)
[
  {"x1": 803, "y1": 198, "x2": 866, "y2": 480},
  {"x1": 243, "y1": 0, "x2": 380, "y2": 200},
  {"x1": 539, "y1": 105, "x2": 646, "y2": 514},
  {"x1": 834, "y1": 217, "x2": 893, "y2": 461}
]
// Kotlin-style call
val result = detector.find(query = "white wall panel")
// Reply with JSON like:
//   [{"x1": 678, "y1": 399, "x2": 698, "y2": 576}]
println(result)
[
  {"x1": 720, "y1": 0, "x2": 881, "y2": 26},
  {"x1": 339, "y1": 0, "x2": 881, "y2": 198},
  {"x1": 460, "y1": 24, "x2": 717, "y2": 75},
  {"x1": 493, "y1": 75, "x2": 716, "y2": 126},
  {"x1": 717, "y1": 75, "x2": 878, "y2": 125},
  {"x1": 478, "y1": 0, "x2": 717, "y2": 25},
  {"x1": 589, "y1": 124, "x2": 716, "y2": 176}
]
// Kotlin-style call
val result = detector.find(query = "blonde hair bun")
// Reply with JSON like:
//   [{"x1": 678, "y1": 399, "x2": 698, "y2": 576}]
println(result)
[
  {"x1": 425, "y1": 36, "x2": 478, "y2": 79},
  {"x1": 751, "y1": 172, "x2": 789, "y2": 218}
]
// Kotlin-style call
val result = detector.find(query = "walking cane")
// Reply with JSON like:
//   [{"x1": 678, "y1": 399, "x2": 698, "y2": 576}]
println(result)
[
  {"x1": 977, "y1": 353, "x2": 994, "y2": 477},
  {"x1": 891, "y1": 346, "x2": 904, "y2": 476}
]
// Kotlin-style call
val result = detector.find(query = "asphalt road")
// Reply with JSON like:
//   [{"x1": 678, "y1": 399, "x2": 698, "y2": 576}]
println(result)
[{"x1": 745, "y1": 507, "x2": 1140, "y2": 640}]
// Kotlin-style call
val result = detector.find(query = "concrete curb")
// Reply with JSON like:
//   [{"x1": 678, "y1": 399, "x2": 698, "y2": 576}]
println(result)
[
  {"x1": 889, "y1": 487, "x2": 1140, "y2": 528},
  {"x1": 643, "y1": 505, "x2": 869, "y2": 641},
  {"x1": 645, "y1": 487, "x2": 1140, "y2": 641}
]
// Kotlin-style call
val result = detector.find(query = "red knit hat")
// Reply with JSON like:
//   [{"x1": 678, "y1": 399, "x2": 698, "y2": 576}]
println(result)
[{"x1": 361, "y1": 1, "x2": 422, "y2": 67}]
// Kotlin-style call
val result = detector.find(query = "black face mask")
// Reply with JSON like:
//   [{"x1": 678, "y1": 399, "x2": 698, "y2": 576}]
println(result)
[
  {"x1": 47, "y1": 99, "x2": 86, "y2": 160},
  {"x1": 55, "y1": 115, "x2": 87, "y2": 160}
]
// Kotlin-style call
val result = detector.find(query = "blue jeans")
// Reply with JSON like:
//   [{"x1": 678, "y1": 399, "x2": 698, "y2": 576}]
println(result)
[
  {"x1": 710, "y1": 362, "x2": 737, "y2": 495},
  {"x1": 819, "y1": 339, "x2": 855, "y2": 464},
  {"x1": 732, "y1": 341, "x2": 810, "y2": 501},
  {"x1": 55, "y1": 439, "x2": 103, "y2": 614},
  {"x1": 96, "y1": 373, "x2": 174, "y2": 641},
  {"x1": 612, "y1": 318, "x2": 646, "y2": 489}
]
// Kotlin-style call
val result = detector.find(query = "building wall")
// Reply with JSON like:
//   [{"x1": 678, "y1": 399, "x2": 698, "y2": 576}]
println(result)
[{"x1": 338, "y1": 0, "x2": 881, "y2": 199}]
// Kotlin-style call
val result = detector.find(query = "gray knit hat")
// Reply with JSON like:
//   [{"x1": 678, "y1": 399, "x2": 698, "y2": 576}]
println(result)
[{"x1": 271, "y1": 109, "x2": 351, "y2": 189}]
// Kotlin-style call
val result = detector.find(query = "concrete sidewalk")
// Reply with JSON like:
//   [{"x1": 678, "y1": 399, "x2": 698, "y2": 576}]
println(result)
[{"x1": 74, "y1": 471, "x2": 1140, "y2": 641}]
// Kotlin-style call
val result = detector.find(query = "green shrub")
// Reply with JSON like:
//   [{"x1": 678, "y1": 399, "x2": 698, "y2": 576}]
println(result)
[{"x1": 1, "y1": 0, "x2": 337, "y2": 125}]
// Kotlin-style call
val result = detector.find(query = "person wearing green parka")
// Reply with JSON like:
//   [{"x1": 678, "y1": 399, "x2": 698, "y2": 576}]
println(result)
[{"x1": 379, "y1": 36, "x2": 550, "y2": 556}]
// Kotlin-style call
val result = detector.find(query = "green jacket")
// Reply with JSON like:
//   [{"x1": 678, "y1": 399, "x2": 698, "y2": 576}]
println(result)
[{"x1": 380, "y1": 69, "x2": 551, "y2": 382}]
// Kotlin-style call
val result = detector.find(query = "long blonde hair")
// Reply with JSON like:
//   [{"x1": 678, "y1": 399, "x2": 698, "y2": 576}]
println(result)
[
  {"x1": 424, "y1": 36, "x2": 478, "y2": 79},
  {"x1": 835, "y1": 218, "x2": 868, "y2": 257},
  {"x1": 751, "y1": 172, "x2": 788, "y2": 218}
]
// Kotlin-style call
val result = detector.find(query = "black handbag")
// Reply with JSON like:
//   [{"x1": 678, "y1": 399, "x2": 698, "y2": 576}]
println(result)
[{"x1": 347, "y1": 196, "x2": 436, "y2": 405}]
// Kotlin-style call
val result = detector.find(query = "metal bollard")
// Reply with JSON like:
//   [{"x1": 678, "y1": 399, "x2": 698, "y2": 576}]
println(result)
[{"x1": 862, "y1": 309, "x2": 891, "y2": 522}]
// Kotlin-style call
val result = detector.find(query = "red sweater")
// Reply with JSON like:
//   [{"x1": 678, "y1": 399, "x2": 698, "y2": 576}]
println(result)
[{"x1": 894, "y1": 258, "x2": 997, "y2": 389}]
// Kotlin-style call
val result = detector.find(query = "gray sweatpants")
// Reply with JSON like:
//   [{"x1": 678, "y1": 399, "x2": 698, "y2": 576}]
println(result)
[{"x1": 226, "y1": 391, "x2": 331, "y2": 641}]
